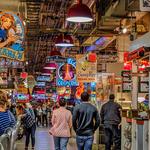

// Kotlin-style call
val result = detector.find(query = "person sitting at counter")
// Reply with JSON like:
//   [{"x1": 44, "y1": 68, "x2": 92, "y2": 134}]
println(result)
[
  {"x1": 138, "y1": 94, "x2": 149, "y2": 113},
  {"x1": 0, "y1": 90, "x2": 16, "y2": 136}
]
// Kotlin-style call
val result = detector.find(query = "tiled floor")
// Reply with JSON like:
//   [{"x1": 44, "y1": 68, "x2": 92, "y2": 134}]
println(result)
[{"x1": 16, "y1": 127, "x2": 77, "y2": 150}]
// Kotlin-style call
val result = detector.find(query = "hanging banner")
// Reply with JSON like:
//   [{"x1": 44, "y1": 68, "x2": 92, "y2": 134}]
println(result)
[
  {"x1": 0, "y1": 13, "x2": 25, "y2": 61},
  {"x1": 76, "y1": 54, "x2": 97, "y2": 83},
  {"x1": 140, "y1": 0, "x2": 150, "y2": 11}
]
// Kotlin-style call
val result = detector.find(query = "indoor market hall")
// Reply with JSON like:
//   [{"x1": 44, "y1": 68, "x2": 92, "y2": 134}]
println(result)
[{"x1": 0, "y1": 0, "x2": 150, "y2": 150}]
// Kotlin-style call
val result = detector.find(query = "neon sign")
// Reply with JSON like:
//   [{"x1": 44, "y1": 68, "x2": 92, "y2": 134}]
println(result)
[
  {"x1": 37, "y1": 76, "x2": 51, "y2": 81},
  {"x1": 36, "y1": 82, "x2": 46, "y2": 86},
  {"x1": 56, "y1": 58, "x2": 78, "y2": 87}
]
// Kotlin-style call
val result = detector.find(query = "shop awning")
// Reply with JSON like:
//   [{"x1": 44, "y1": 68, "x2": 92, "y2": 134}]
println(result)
[{"x1": 129, "y1": 32, "x2": 150, "y2": 51}]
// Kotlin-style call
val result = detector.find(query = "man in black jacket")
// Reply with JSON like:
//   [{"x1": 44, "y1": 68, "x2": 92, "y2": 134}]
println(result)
[
  {"x1": 100, "y1": 94, "x2": 121, "y2": 150},
  {"x1": 73, "y1": 92, "x2": 100, "y2": 150}
]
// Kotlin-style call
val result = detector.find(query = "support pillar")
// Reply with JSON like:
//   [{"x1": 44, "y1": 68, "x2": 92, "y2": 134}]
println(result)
[
  {"x1": 131, "y1": 61, "x2": 138, "y2": 150},
  {"x1": 148, "y1": 53, "x2": 150, "y2": 150}
]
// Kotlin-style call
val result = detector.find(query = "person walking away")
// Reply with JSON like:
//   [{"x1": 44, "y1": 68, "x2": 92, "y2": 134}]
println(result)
[
  {"x1": 73, "y1": 92, "x2": 100, "y2": 150},
  {"x1": 0, "y1": 91, "x2": 16, "y2": 136},
  {"x1": 100, "y1": 94, "x2": 122, "y2": 150},
  {"x1": 49, "y1": 98, "x2": 72, "y2": 150},
  {"x1": 42, "y1": 104, "x2": 48, "y2": 127},
  {"x1": 17, "y1": 103, "x2": 36, "y2": 150},
  {"x1": 36, "y1": 105, "x2": 42, "y2": 127}
]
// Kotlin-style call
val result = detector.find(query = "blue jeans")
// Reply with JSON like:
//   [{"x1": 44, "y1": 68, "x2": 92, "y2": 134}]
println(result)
[
  {"x1": 76, "y1": 135, "x2": 94, "y2": 150},
  {"x1": 25, "y1": 123, "x2": 36, "y2": 148},
  {"x1": 53, "y1": 137, "x2": 69, "y2": 150}
]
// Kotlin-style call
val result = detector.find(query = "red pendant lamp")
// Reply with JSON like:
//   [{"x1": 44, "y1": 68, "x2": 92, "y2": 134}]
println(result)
[
  {"x1": 66, "y1": 0, "x2": 93, "y2": 23},
  {"x1": 55, "y1": 34, "x2": 74, "y2": 47},
  {"x1": 41, "y1": 69, "x2": 52, "y2": 76},
  {"x1": 44, "y1": 62, "x2": 57, "y2": 70}
]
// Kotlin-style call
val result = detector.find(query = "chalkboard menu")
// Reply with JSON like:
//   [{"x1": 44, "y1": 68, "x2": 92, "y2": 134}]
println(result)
[
  {"x1": 139, "y1": 76, "x2": 149, "y2": 93},
  {"x1": 121, "y1": 71, "x2": 132, "y2": 92}
]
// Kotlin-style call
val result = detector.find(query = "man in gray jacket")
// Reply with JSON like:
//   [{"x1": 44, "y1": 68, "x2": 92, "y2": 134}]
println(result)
[{"x1": 100, "y1": 94, "x2": 121, "y2": 150}]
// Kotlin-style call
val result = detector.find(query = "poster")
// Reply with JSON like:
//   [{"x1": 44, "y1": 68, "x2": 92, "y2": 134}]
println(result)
[
  {"x1": 140, "y1": 0, "x2": 150, "y2": 11},
  {"x1": 76, "y1": 55, "x2": 97, "y2": 83},
  {"x1": 96, "y1": 73, "x2": 114, "y2": 101},
  {"x1": 121, "y1": 71, "x2": 132, "y2": 92},
  {"x1": 139, "y1": 76, "x2": 149, "y2": 93},
  {"x1": 0, "y1": 12, "x2": 25, "y2": 61}
]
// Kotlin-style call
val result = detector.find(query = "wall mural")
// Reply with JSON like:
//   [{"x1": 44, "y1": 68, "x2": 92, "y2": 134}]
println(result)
[{"x1": 0, "y1": 12, "x2": 25, "y2": 61}]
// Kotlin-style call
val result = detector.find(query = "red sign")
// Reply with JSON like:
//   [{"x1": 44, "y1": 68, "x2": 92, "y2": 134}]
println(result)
[{"x1": 127, "y1": 47, "x2": 145, "y2": 61}]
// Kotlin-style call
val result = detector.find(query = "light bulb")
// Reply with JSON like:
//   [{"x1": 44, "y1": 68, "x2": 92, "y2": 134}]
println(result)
[{"x1": 122, "y1": 28, "x2": 127, "y2": 34}]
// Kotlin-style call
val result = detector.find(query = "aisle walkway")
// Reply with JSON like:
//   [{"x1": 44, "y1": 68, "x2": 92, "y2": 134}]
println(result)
[{"x1": 16, "y1": 128, "x2": 77, "y2": 150}]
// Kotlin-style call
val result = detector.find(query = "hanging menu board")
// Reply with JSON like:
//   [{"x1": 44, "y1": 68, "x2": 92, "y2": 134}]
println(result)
[
  {"x1": 139, "y1": 76, "x2": 149, "y2": 93},
  {"x1": 121, "y1": 71, "x2": 132, "y2": 92}
]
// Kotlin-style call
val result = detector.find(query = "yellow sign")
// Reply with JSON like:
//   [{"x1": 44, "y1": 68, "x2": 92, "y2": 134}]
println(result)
[
  {"x1": 0, "y1": 47, "x2": 24, "y2": 61},
  {"x1": 18, "y1": 84, "x2": 28, "y2": 94},
  {"x1": 76, "y1": 55, "x2": 97, "y2": 82}
]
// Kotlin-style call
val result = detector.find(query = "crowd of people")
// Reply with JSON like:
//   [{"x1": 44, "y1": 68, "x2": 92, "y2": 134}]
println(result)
[
  {"x1": 0, "y1": 89, "x2": 122, "y2": 150},
  {"x1": 2, "y1": 90, "x2": 148, "y2": 150}
]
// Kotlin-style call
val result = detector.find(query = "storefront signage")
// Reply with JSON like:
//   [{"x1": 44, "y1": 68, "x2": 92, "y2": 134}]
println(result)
[
  {"x1": 127, "y1": 47, "x2": 145, "y2": 61},
  {"x1": 17, "y1": 94, "x2": 29, "y2": 100},
  {"x1": 0, "y1": 13, "x2": 25, "y2": 61},
  {"x1": 46, "y1": 56, "x2": 67, "y2": 63},
  {"x1": 76, "y1": 55, "x2": 97, "y2": 82},
  {"x1": 32, "y1": 94, "x2": 47, "y2": 100},
  {"x1": 0, "y1": 48, "x2": 24, "y2": 61},
  {"x1": 36, "y1": 82, "x2": 46, "y2": 86},
  {"x1": 0, "y1": 83, "x2": 14, "y2": 89},
  {"x1": 37, "y1": 76, "x2": 51, "y2": 82},
  {"x1": 139, "y1": 76, "x2": 149, "y2": 93},
  {"x1": 56, "y1": 58, "x2": 78, "y2": 87},
  {"x1": 121, "y1": 71, "x2": 132, "y2": 92},
  {"x1": 17, "y1": 84, "x2": 28, "y2": 94}
]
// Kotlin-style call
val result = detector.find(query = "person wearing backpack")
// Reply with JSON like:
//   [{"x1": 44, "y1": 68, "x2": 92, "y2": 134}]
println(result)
[{"x1": 17, "y1": 103, "x2": 36, "y2": 150}]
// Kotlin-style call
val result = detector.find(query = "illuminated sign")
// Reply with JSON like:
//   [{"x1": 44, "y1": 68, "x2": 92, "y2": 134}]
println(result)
[
  {"x1": 32, "y1": 94, "x2": 48, "y2": 99},
  {"x1": 17, "y1": 94, "x2": 29, "y2": 100},
  {"x1": 0, "y1": 13, "x2": 25, "y2": 61},
  {"x1": 56, "y1": 58, "x2": 78, "y2": 87},
  {"x1": 36, "y1": 82, "x2": 46, "y2": 86},
  {"x1": 37, "y1": 76, "x2": 51, "y2": 81}
]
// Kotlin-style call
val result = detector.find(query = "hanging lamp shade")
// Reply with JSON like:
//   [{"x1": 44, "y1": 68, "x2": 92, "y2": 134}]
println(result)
[
  {"x1": 66, "y1": 0, "x2": 93, "y2": 23},
  {"x1": 55, "y1": 34, "x2": 74, "y2": 47},
  {"x1": 44, "y1": 62, "x2": 57, "y2": 70},
  {"x1": 41, "y1": 69, "x2": 52, "y2": 75},
  {"x1": 50, "y1": 49, "x2": 62, "y2": 56}
]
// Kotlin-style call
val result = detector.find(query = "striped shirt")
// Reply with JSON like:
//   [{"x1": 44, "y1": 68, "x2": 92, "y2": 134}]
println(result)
[
  {"x1": 50, "y1": 107, "x2": 72, "y2": 137},
  {"x1": 0, "y1": 110, "x2": 16, "y2": 136},
  {"x1": 23, "y1": 109, "x2": 36, "y2": 128}
]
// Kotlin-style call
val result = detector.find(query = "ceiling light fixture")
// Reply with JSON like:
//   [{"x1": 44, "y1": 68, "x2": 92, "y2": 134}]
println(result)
[
  {"x1": 55, "y1": 34, "x2": 74, "y2": 47},
  {"x1": 122, "y1": 27, "x2": 127, "y2": 34},
  {"x1": 66, "y1": 0, "x2": 93, "y2": 23},
  {"x1": 41, "y1": 69, "x2": 52, "y2": 75},
  {"x1": 44, "y1": 62, "x2": 57, "y2": 70}
]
